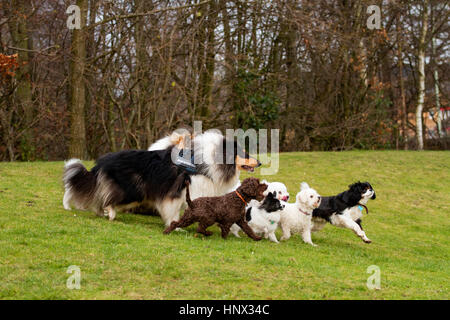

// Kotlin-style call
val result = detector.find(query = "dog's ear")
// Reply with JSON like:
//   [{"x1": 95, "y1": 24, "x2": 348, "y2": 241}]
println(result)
[
  {"x1": 240, "y1": 177, "x2": 262, "y2": 196},
  {"x1": 370, "y1": 183, "x2": 376, "y2": 200},
  {"x1": 366, "y1": 182, "x2": 376, "y2": 200},
  {"x1": 300, "y1": 182, "x2": 310, "y2": 191},
  {"x1": 259, "y1": 182, "x2": 268, "y2": 195},
  {"x1": 342, "y1": 184, "x2": 362, "y2": 204},
  {"x1": 297, "y1": 190, "x2": 307, "y2": 204}
]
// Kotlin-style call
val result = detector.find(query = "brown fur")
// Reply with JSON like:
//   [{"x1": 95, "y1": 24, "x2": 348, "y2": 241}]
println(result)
[{"x1": 164, "y1": 178, "x2": 268, "y2": 240}]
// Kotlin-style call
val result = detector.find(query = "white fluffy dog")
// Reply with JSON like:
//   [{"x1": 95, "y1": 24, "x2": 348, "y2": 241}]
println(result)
[
  {"x1": 263, "y1": 180, "x2": 290, "y2": 202},
  {"x1": 279, "y1": 182, "x2": 321, "y2": 246}
]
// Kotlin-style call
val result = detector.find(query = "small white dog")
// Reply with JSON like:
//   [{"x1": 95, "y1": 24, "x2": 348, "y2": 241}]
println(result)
[
  {"x1": 279, "y1": 182, "x2": 321, "y2": 246},
  {"x1": 229, "y1": 191, "x2": 285, "y2": 242},
  {"x1": 233, "y1": 180, "x2": 290, "y2": 208},
  {"x1": 264, "y1": 180, "x2": 290, "y2": 202}
]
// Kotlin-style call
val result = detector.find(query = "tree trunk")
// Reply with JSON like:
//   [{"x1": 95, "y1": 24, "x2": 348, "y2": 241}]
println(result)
[
  {"x1": 8, "y1": 0, "x2": 34, "y2": 160},
  {"x1": 69, "y1": 0, "x2": 88, "y2": 159},
  {"x1": 431, "y1": 4, "x2": 443, "y2": 137},
  {"x1": 397, "y1": 17, "x2": 408, "y2": 150},
  {"x1": 415, "y1": 0, "x2": 429, "y2": 150}
]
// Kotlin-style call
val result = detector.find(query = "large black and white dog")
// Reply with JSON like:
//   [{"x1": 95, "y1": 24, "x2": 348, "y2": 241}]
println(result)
[
  {"x1": 311, "y1": 182, "x2": 376, "y2": 243},
  {"x1": 63, "y1": 130, "x2": 261, "y2": 226}
]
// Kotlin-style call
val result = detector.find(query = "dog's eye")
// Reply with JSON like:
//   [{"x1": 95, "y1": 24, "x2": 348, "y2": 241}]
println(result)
[
  {"x1": 278, "y1": 191, "x2": 281, "y2": 194},
  {"x1": 310, "y1": 195, "x2": 313, "y2": 198}
]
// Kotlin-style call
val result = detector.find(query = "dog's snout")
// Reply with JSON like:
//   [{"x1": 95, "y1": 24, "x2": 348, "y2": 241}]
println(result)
[{"x1": 256, "y1": 160, "x2": 261, "y2": 168}]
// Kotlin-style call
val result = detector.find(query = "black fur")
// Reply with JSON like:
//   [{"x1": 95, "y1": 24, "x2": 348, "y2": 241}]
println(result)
[
  {"x1": 246, "y1": 192, "x2": 284, "y2": 222},
  {"x1": 258, "y1": 192, "x2": 284, "y2": 213},
  {"x1": 355, "y1": 218, "x2": 363, "y2": 230},
  {"x1": 246, "y1": 207, "x2": 253, "y2": 222},
  {"x1": 312, "y1": 182, "x2": 375, "y2": 223},
  {"x1": 65, "y1": 148, "x2": 192, "y2": 211}
]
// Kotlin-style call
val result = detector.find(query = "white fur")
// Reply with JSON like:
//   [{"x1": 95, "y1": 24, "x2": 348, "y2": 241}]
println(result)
[
  {"x1": 148, "y1": 131, "x2": 188, "y2": 151},
  {"x1": 263, "y1": 180, "x2": 290, "y2": 202},
  {"x1": 229, "y1": 204, "x2": 283, "y2": 243},
  {"x1": 279, "y1": 183, "x2": 321, "y2": 246},
  {"x1": 62, "y1": 159, "x2": 82, "y2": 210}
]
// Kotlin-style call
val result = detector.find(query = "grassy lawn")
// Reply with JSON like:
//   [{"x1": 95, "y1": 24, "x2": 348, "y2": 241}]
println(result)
[{"x1": 0, "y1": 151, "x2": 449, "y2": 300}]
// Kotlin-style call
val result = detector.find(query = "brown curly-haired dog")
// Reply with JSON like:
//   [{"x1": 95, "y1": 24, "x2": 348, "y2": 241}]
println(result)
[{"x1": 164, "y1": 177, "x2": 268, "y2": 240}]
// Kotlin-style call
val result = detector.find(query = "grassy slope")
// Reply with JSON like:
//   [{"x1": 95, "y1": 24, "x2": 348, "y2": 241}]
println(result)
[{"x1": 0, "y1": 151, "x2": 449, "y2": 300}]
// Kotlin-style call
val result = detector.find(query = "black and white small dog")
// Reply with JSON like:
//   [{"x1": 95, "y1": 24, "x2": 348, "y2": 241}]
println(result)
[
  {"x1": 229, "y1": 192, "x2": 285, "y2": 243},
  {"x1": 312, "y1": 182, "x2": 376, "y2": 243}
]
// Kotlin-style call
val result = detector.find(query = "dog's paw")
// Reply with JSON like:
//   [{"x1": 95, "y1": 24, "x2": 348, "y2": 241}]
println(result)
[{"x1": 363, "y1": 238, "x2": 372, "y2": 244}]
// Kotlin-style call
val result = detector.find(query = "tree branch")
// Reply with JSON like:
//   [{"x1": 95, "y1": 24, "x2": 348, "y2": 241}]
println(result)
[{"x1": 88, "y1": 0, "x2": 211, "y2": 29}]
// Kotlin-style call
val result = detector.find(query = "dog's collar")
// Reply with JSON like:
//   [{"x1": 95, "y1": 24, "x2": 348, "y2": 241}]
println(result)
[
  {"x1": 358, "y1": 203, "x2": 369, "y2": 214},
  {"x1": 298, "y1": 208, "x2": 311, "y2": 216},
  {"x1": 235, "y1": 190, "x2": 247, "y2": 205}
]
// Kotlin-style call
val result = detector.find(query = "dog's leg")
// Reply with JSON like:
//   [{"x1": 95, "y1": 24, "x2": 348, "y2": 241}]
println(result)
[
  {"x1": 164, "y1": 221, "x2": 179, "y2": 234},
  {"x1": 355, "y1": 218, "x2": 363, "y2": 230},
  {"x1": 63, "y1": 189, "x2": 72, "y2": 210},
  {"x1": 301, "y1": 227, "x2": 317, "y2": 246},
  {"x1": 311, "y1": 219, "x2": 327, "y2": 232},
  {"x1": 219, "y1": 222, "x2": 233, "y2": 239},
  {"x1": 164, "y1": 210, "x2": 196, "y2": 234},
  {"x1": 156, "y1": 197, "x2": 184, "y2": 228},
  {"x1": 330, "y1": 215, "x2": 371, "y2": 243},
  {"x1": 105, "y1": 206, "x2": 116, "y2": 221},
  {"x1": 197, "y1": 222, "x2": 213, "y2": 236},
  {"x1": 237, "y1": 219, "x2": 262, "y2": 241},
  {"x1": 268, "y1": 232, "x2": 279, "y2": 243},
  {"x1": 280, "y1": 225, "x2": 291, "y2": 241},
  {"x1": 229, "y1": 224, "x2": 241, "y2": 238}
]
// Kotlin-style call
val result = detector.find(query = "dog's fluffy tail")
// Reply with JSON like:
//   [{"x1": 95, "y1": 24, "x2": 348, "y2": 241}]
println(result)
[
  {"x1": 185, "y1": 180, "x2": 194, "y2": 208},
  {"x1": 63, "y1": 159, "x2": 97, "y2": 211}
]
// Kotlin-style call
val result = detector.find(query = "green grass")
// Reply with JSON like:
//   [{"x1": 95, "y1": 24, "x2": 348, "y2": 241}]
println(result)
[{"x1": 0, "y1": 151, "x2": 449, "y2": 300}]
